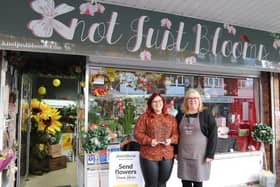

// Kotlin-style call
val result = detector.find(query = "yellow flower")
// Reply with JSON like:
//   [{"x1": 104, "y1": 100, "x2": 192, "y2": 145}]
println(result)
[
  {"x1": 38, "y1": 108, "x2": 62, "y2": 135},
  {"x1": 39, "y1": 144, "x2": 45, "y2": 151},
  {"x1": 21, "y1": 102, "x2": 30, "y2": 131},
  {"x1": 31, "y1": 98, "x2": 51, "y2": 122}
]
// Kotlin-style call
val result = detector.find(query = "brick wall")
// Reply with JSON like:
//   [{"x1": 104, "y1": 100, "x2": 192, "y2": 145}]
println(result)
[
  {"x1": 272, "y1": 73, "x2": 280, "y2": 183},
  {"x1": 261, "y1": 72, "x2": 280, "y2": 183},
  {"x1": 260, "y1": 72, "x2": 272, "y2": 169}
]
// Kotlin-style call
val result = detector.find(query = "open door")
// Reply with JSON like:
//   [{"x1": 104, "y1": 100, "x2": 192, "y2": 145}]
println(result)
[{"x1": 16, "y1": 74, "x2": 32, "y2": 187}]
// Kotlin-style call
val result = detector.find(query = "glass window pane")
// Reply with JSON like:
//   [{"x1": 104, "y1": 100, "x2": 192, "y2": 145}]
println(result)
[{"x1": 87, "y1": 67, "x2": 260, "y2": 153}]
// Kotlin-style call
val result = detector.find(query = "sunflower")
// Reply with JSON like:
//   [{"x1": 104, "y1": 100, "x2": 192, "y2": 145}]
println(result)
[
  {"x1": 21, "y1": 102, "x2": 29, "y2": 131},
  {"x1": 38, "y1": 107, "x2": 63, "y2": 135},
  {"x1": 31, "y1": 98, "x2": 51, "y2": 122}
]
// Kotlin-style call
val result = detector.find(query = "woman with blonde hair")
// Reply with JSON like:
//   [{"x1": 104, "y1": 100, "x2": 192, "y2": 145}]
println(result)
[{"x1": 176, "y1": 88, "x2": 217, "y2": 187}]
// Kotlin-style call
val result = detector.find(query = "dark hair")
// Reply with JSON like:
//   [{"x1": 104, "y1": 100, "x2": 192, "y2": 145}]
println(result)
[{"x1": 146, "y1": 92, "x2": 168, "y2": 117}]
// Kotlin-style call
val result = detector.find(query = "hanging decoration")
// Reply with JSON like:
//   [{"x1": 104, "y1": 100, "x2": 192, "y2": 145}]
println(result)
[
  {"x1": 90, "y1": 73, "x2": 111, "y2": 97},
  {"x1": 37, "y1": 86, "x2": 46, "y2": 95},
  {"x1": 52, "y1": 78, "x2": 61, "y2": 87}
]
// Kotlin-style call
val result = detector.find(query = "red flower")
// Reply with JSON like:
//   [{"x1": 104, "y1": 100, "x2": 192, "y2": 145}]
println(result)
[{"x1": 240, "y1": 34, "x2": 249, "y2": 42}]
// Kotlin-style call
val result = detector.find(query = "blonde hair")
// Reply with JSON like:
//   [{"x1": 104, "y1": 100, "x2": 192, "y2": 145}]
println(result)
[{"x1": 181, "y1": 88, "x2": 204, "y2": 113}]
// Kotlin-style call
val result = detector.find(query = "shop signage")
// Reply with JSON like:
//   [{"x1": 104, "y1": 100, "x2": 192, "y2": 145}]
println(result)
[
  {"x1": 109, "y1": 151, "x2": 143, "y2": 187},
  {"x1": 0, "y1": 1, "x2": 280, "y2": 71}
]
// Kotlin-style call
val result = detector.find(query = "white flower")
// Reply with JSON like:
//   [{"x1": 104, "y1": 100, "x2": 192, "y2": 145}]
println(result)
[
  {"x1": 95, "y1": 3, "x2": 105, "y2": 14},
  {"x1": 185, "y1": 56, "x2": 197, "y2": 64},
  {"x1": 161, "y1": 18, "x2": 172, "y2": 29},
  {"x1": 94, "y1": 138, "x2": 100, "y2": 146},
  {"x1": 28, "y1": 0, "x2": 75, "y2": 38},
  {"x1": 224, "y1": 23, "x2": 236, "y2": 35},
  {"x1": 80, "y1": 2, "x2": 96, "y2": 16},
  {"x1": 140, "y1": 50, "x2": 152, "y2": 61}
]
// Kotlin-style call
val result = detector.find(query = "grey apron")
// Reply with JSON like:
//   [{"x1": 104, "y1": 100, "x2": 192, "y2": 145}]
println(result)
[{"x1": 177, "y1": 113, "x2": 211, "y2": 181}]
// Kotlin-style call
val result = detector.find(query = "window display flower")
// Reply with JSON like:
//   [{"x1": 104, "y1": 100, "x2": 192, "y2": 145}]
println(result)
[
  {"x1": 82, "y1": 124, "x2": 110, "y2": 153},
  {"x1": 31, "y1": 98, "x2": 63, "y2": 135},
  {"x1": 252, "y1": 122, "x2": 273, "y2": 144}
]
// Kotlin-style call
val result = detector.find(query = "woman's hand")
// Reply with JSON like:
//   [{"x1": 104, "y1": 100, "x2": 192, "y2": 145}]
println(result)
[
  {"x1": 206, "y1": 157, "x2": 214, "y2": 163},
  {"x1": 151, "y1": 139, "x2": 158, "y2": 147},
  {"x1": 164, "y1": 138, "x2": 171, "y2": 146}
]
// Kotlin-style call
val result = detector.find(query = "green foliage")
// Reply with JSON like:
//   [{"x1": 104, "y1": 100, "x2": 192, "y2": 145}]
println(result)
[
  {"x1": 60, "y1": 104, "x2": 77, "y2": 124},
  {"x1": 105, "y1": 119, "x2": 118, "y2": 132},
  {"x1": 119, "y1": 99, "x2": 136, "y2": 136},
  {"x1": 82, "y1": 126, "x2": 110, "y2": 153},
  {"x1": 48, "y1": 131, "x2": 62, "y2": 145},
  {"x1": 252, "y1": 123, "x2": 274, "y2": 144},
  {"x1": 88, "y1": 106, "x2": 102, "y2": 124}
]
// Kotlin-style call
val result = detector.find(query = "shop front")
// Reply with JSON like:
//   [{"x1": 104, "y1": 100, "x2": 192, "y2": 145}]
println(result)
[{"x1": 0, "y1": 1, "x2": 280, "y2": 187}]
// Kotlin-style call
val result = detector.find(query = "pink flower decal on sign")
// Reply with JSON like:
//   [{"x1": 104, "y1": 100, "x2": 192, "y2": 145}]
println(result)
[
  {"x1": 273, "y1": 39, "x2": 280, "y2": 49},
  {"x1": 185, "y1": 56, "x2": 197, "y2": 64},
  {"x1": 28, "y1": 0, "x2": 75, "y2": 39},
  {"x1": 161, "y1": 18, "x2": 172, "y2": 29},
  {"x1": 80, "y1": 2, "x2": 96, "y2": 16},
  {"x1": 80, "y1": 3, "x2": 105, "y2": 16},
  {"x1": 95, "y1": 3, "x2": 105, "y2": 14},
  {"x1": 224, "y1": 24, "x2": 236, "y2": 35},
  {"x1": 140, "y1": 50, "x2": 152, "y2": 61}
]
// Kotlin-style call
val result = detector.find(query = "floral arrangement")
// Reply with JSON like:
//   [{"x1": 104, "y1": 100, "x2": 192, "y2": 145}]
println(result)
[
  {"x1": 31, "y1": 98, "x2": 63, "y2": 135},
  {"x1": 82, "y1": 124, "x2": 110, "y2": 153},
  {"x1": 252, "y1": 122, "x2": 274, "y2": 144},
  {"x1": 0, "y1": 151, "x2": 15, "y2": 172}
]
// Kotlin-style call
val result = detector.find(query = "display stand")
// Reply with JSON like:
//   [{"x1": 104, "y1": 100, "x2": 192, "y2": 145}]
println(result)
[{"x1": 0, "y1": 52, "x2": 18, "y2": 187}]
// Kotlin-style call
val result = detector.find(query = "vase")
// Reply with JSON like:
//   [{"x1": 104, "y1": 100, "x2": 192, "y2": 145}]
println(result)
[{"x1": 259, "y1": 170, "x2": 276, "y2": 187}]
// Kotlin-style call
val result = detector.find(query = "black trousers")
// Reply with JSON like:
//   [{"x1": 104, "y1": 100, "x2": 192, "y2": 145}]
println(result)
[
  {"x1": 182, "y1": 180, "x2": 203, "y2": 187},
  {"x1": 140, "y1": 157, "x2": 174, "y2": 187}
]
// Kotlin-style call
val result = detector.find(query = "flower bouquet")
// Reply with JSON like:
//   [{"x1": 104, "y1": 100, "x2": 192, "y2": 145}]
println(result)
[
  {"x1": 0, "y1": 151, "x2": 15, "y2": 172},
  {"x1": 81, "y1": 124, "x2": 110, "y2": 154}
]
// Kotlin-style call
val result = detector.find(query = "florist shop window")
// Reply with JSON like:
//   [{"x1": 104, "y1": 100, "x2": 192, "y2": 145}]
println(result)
[{"x1": 87, "y1": 67, "x2": 260, "y2": 153}]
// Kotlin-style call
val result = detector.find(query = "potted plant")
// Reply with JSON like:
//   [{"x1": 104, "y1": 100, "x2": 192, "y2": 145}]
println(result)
[
  {"x1": 81, "y1": 124, "x2": 110, "y2": 154},
  {"x1": 118, "y1": 99, "x2": 136, "y2": 137},
  {"x1": 252, "y1": 122, "x2": 275, "y2": 187}
]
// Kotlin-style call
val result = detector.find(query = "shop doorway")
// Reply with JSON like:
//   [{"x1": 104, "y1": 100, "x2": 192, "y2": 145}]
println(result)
[{"x1": 5, "y1": 51, "x2": 86, "y2": 187}]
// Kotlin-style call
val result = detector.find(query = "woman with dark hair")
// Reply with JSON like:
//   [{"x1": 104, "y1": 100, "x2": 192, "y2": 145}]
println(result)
[
  {"x1": 176, "y1": 88, "x2": 217, "y2": 187},
  {"x1": 134, "y1": 92, "x2": 178, "y2": 187}
]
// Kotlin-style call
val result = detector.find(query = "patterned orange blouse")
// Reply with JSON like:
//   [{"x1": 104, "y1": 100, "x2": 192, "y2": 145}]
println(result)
[{"x1": 133, "y1": 113, "x2": 178, "y2": 161}]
